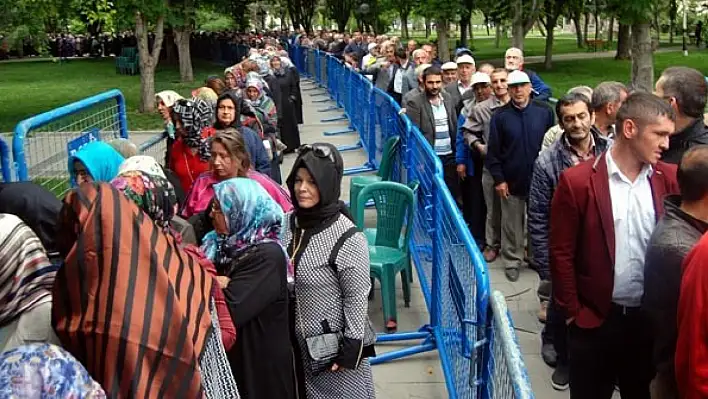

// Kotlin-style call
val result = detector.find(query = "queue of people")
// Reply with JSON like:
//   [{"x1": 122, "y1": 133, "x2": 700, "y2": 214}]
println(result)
[{"x1": 0, "y1": 45, "x2": 378, "y2": 398}]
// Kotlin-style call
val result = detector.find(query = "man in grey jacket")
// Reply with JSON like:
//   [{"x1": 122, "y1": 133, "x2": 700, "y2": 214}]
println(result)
[
  {"x1": 643, "y1": 145, "x2": 708, "y2": 399},
  {"x1": 528, "y1": 92, "x2": 611, "y2": 391}
]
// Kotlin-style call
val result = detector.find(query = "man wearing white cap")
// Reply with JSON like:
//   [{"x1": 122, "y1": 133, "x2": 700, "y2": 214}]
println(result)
[
  {"x1": 505, "y1": 47, "x2": 552, "y2": 102},
  {"x1": 486, "y1": 70, "x2": 555, "y2": 282},
  {"x1": 441, "y1": 62, "x2": 458, "y2": 85},
  {"x1": 445, "y1": 54, "x2": 476, "y2": 116}
]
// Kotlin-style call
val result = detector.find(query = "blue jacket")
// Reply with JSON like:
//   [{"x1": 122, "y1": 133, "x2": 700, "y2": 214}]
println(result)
[
  {"x1": 455, "y1": 114, "x2": 474, "y2": 176},
  {"x1": 241, "y1": 126, "x2": 272, "y2": 177},
  {"x1": 528, "y1": 129, "x2": 611, "y2": 280},
  {"x1": 526, "y1": 69, "x2": 552, "y2": 102},
  {"x1": 485, "y1": 100, "x2": 555, "y2": 197}
]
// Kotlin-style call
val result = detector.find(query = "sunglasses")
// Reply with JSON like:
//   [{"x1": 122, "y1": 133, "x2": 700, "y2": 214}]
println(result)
[{"x1": 298, "y1": 144, "x2": 335, "y2": 163}]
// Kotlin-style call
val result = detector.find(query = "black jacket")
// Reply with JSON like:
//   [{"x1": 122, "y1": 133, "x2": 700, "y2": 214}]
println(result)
[
  {"x1": 642, "y1": 195, "x2": 708, "y2": 377},
  {"x1": 662, "y1": 118, "x2": 708, "y2": 164}
]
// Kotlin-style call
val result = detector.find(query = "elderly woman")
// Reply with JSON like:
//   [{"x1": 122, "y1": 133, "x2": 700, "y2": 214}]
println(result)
[
  {"x1": 52, "y1": 183, "x2": 239, "y2": 398},
  {"x1": 279, "y1": 56, "x2": 303, "y2": 124},
  {"x1": 110, "y1": 166, "x2": 237, "y2": 351},
  {"x1": 156, "y1": 90, "x2": 184, "y2": 164},
  {"x1": 169, "y1": 97, "x2": 215, "y2": 193},
  {"x1": 270, "y1": 56, "x2": 301, "y2": 152},
  {"x1": 201, "y1": 177, "x2": 296, "y2": 399},
  {"x1": 68, "y1": 140, "x2": 125, "y2": 187},
  {"x1": 224, "y1": 65, "x2": 246, "y2": 92},
  {"x1": 0, "y1": 214, "x2": 61, "y2": 352},
  {"x1": 243, "y1": 76, "x2": 283, "y2": 183},
  {"x1": 182, "y1": 129, "x2": 292, "y2": 225},
  {"x1": 283, "y1": 144, "x2": 376, "y2": 399},
  {"x1": 214, "y1": 91, "x2": 272, "y2": 176}
]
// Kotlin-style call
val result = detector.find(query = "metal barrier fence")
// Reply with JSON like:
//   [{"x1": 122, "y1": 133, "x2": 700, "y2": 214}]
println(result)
[
  {"x1": 12, "y1": 89, "x2": 129, "y2": 197},
  {"x1": 0, "y1": 137, "x2": 12, "y2": 182},
  {"x1": 293, "y1": 45, "x2": 535, "y2": 398}
]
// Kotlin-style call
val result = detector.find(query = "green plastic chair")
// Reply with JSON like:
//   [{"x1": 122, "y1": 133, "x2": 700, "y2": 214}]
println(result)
[
  {"x1": 349, "y1": 136, "x2": 400, "y2": 218},
  {"x1": 356, "y1": 181, "x2": 415, "y2": 332},
  {"x1": 364, "y1": 180, "x2": 419, "y2": 283}
]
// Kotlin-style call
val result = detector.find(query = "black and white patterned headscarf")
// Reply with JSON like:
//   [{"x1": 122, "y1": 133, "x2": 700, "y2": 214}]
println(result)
[{"x1": 172, "y1": 98, "x2": 214, "y2": 161}]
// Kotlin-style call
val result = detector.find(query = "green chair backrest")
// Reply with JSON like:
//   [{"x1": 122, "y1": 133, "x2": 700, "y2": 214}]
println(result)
[
  {"x1": 122, "y1": 47, "x2": 137, "y2": 58},
  {"x1": 355, "y1": 181, "x2": 415, "y2": 251},
  {"x1": 376, "y1": 136, "x2": 401, "y2": 180}
]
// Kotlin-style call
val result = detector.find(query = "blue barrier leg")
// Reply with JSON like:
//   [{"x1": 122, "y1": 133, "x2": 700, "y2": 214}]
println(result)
[
  {"x1": 336, "y1": 142, "x2": 362, "y2": 152},
  {"x1": 310, "y1": 92, "x2": 328, "y2": 97},
  {"x1": 343, "y1": 162, "x2": 377, "y2": 175},
  {"x1": 301, "y1": 87, "x2": 320, "y2": 92},
  {"x1": 317, "y1": 105, "x2": 340, "y2": 112},
  {"x1": 323, "y1": 127, "x2": 356, "y2": 136},
  {"x1": 312, "y1": 98, "x2": 330, "y2": 103},
  {"x1": 320, "y1": 115, "x2": 348, "y2": 123},
  {"x1": 376, "y1": 330, "x2": 430, "y2": 342}
]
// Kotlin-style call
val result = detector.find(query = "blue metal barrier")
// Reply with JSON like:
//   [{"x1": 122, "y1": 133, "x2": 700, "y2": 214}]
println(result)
[
  {"x1": 137, "y1": 132, "x2": 169, "y2": 165},
  {"x1": 13, "y1": 89, "x2": 129, "y2": 196},
  {"x1": 291, "y1": 44, "x2": 535, "y2": 398},
  {"x1": 0, "y1": 137, "x2": 12, "y2": 182}
]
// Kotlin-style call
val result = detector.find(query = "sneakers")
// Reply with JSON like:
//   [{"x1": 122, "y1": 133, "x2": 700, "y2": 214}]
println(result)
[
  {"x1": 483, "y1": 246, "x2": 499, "y2": 262},
  {"x1": 551, "y1": 363, "x2": 570, "y2": 391},
  {"x1": 541, "y1": 343, "x2": 557, "y2": 367}
]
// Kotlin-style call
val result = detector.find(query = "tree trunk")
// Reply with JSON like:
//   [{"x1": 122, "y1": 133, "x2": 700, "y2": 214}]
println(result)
[
  {"x1": 485, "y1": 14, "x2": 491, "y2": 36},
  {"x1": 572, "y1": 12, "x2": 584, "y2": 47},
  {"x1": 608, "y1": 16, "x2": 615, "y2": 43},
  {"x1": 544, "y1": 17, "x2": 556, "y2": 69},
  {"x1": 460, "y1": 13, "x2": 470, "y2": 47},
  {"x1": 583, "y1": 12, "x2": 590, "y2": 43},
  {"x1": 401, "y1": 12, "x2": 410, "y2": 39},
  {"x1": 495, "y1": 22, "x2": 502, "y2": 48},
  {"x1": 669, "y1": 19, "x2": 674, "y2": 44},
  {"x1": 653, "y1": 9, "x2": 661, "y2": 44},
  {"x1": 135, "y1": 12, "x2": 165, "y2": 113},
  {"x1": 594, "y1": 7, "x2": 600, "y2": 41},
  {"x1": 537, "y1": 21, "x2": 546, "y2": 36},
  {"x1": 174, "y1": 28, "x2": 193, "y2": 83},
  {"x1": 631, "y1": 22, "x2": 654, "y2": 92},
  {"x1": 512, "y1": 0, "x2": 525, "y2": 49},
  {"x1": 437, "y1": 18, "x2": 451, "y2": 61},
  {"x1": 616, "y1": 22, "x2": 631, "y2": 59},
  {"x1": 425, "y1": 17, "x2": 431, "y2": 38}
]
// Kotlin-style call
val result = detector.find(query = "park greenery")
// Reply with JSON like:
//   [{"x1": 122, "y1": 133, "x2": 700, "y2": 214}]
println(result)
[{"x1": 2, "y1": 0, "x2": 708, "y2": 116}]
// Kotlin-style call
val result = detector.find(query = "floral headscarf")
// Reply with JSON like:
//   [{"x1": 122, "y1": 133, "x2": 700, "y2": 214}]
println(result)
[
  {"x1": 172, "y1": 98, "x2": 214, "y2": 161},
  {"x1": 245, "y1": 76, "x2": 265, "y2": 106},
  {"x1": 111, "y1": 171, "x2": 177, "y2": 232},
  {"x1": 201, "y1": 177, "x2": 292, "y2": 281},
  {"x1": 270, "y1": 55, "x2": 286, "y2": 76},
  {"x1": 246, "y1": 71, "x2": 268, "y2": 90},
  {"x1": 0, "y1": 343, "x2": 106, "y2": 398},
  {"x1": 225, "y1": 65, "x2": 246, "y2": 89}
]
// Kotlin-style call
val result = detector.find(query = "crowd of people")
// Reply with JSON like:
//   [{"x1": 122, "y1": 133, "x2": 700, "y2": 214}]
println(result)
[
  {"x1": 0, "y1": 38, "x2": 378, "y2": 398},
  {"x1": 296, "y1": 30, "x2": 708, "y2": 399}
]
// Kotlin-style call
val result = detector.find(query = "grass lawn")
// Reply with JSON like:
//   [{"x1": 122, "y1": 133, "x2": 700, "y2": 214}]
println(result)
[
  {"x1": 0, "y1": 58, "x2": 225, "y2": 132},
  {"x1": 534, "y1": 51, "x2": 708, "y2": 97}
]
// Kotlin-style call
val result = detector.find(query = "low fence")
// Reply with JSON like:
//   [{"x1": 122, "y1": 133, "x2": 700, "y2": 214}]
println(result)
[
  {"x1": 12, "y1": 89, "x2": 129, "y2": 196},
  {"x1": 290, "y1": 45, "x2": 534, "y2": 398}
]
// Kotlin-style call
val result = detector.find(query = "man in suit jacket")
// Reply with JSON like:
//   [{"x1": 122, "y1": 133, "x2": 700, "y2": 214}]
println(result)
[
  {"x1": 362, "y1": 41, "x2": 396, "y2": 91},
  {"x1": 550, "y1": 92, "x2": 679, "y2": 399},
  {"x1": 444, "y1": 54, "x2": 476, "y2": 116},
  {"x1": 406, "y1": 65, "x2": 460, "y2": 201},
  {"x1": 386, "y1": 47, "x2": 415, "y2": 105}
]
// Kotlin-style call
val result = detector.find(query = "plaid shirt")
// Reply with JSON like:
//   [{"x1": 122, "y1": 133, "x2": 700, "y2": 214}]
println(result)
[{"x1": 563, "y1": 133, "x2": 596, "y2": 166}]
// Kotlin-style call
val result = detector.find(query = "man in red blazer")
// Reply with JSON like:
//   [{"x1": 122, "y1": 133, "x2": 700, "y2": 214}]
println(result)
[{"x1": 550, "y1": 92, "x2": 679, "y2": 399}]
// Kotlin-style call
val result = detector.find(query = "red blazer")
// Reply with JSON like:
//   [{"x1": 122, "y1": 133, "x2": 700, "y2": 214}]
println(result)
[{"x1": 549, "y1": 151, "x2": 679, "y2": 329}]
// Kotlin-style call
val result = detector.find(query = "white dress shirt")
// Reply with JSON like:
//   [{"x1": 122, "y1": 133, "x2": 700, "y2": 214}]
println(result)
[{"x1": 606, "y1": 151, "x2": 656, "y2": 307}]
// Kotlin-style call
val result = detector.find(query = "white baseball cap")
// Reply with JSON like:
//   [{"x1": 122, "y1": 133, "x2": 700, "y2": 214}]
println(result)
[
  {"x1": 507, "y1": 70, "x2": 531, "y2": 86},
  {"x1": 441, "y1": 61, "x2": 457, "y2": 71},
  {"x1": 456, "y1": 54, "x2": 475, "y2": 65},
  {"x1": 471, "y1": 72, "x2": 491, "y2": 86}
]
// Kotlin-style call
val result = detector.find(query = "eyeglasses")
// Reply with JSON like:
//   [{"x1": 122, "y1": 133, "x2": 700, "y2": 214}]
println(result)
[{"x1": 298, "y1": 144, "x2": 335, "y2": 163}]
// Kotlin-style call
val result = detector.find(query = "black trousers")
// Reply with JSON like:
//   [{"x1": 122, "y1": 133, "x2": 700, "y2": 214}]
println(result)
[
  {"x1": 542, "y1": 299, "x2": 568, "y2": 364},
  {"x1": 441, "y1": 155, "x2": 461, "y2": 205},
  {"x1": 569, "y1": 304, "x2": 653, "y2": 399},
  {"x1": 459, "y1": 160, "x2": 486, "y2": 247}
]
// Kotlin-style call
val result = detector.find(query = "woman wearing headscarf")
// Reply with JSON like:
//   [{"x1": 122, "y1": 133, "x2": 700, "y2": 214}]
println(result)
[
  {"x1": 52, "y1": 183, "x2": 239, "y2": 398},
  {"x1": 0, "y1": 182, "x2": 62, "y2": 260},
  {"x1": 182, "y1": 129, "x2": 292, "y2": 236},
  {"x1": 214, "y1": 91, "x2": 272, "y2": 176},
  {"x1": 201, "y1": 177, "x2": 296, "y2": 399},
  {"x1": 110, "y1": 169, "x2": 237, "y2": 351},
  {"x1": 156, "y1": 90, "x2": 184, "y2": 164},
  {"x1": 280, "y1": 55, "x2": 303, "y2": 124},
  {"x1": 68, "y1": 141, "x2": 125, "y2": 187},
  {"x1": 224, "y1": 65, "x2": 246, "y2": 93},
  {"x1": 0, "y1": 343, "x2": 106, "y2": 398},
  {"x1": 0, "y1": 214, "x2": 61, "y2": 352},
  {"x1": 283, "y1": 143, "x2": 376, "y2": 399},
  {"x1": 170, "y1": 97, "x2": 216, "y2": 193},
  {"x1": 243, "y1": 76, "x2": 284, "y2": 183},
  {"x1": 119, "y1": 154, "x2": 186, "y2": 206},
  {"x1": 270, "y1": 55, "x2": 301, "y2": 152}
]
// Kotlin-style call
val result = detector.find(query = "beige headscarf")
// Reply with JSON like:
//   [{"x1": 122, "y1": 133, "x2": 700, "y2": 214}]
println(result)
[{"x1": 155, "y1": 90, "x2": 184, "y2": 108}]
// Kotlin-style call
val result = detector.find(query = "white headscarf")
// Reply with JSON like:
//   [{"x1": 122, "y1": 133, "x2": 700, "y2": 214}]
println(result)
[
  {"x1": 155, "y1": 90, "x2": 183, "y2": 108},
  {"x1": 118, "y1": 155, "x2": 166, "y2": 179}
]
